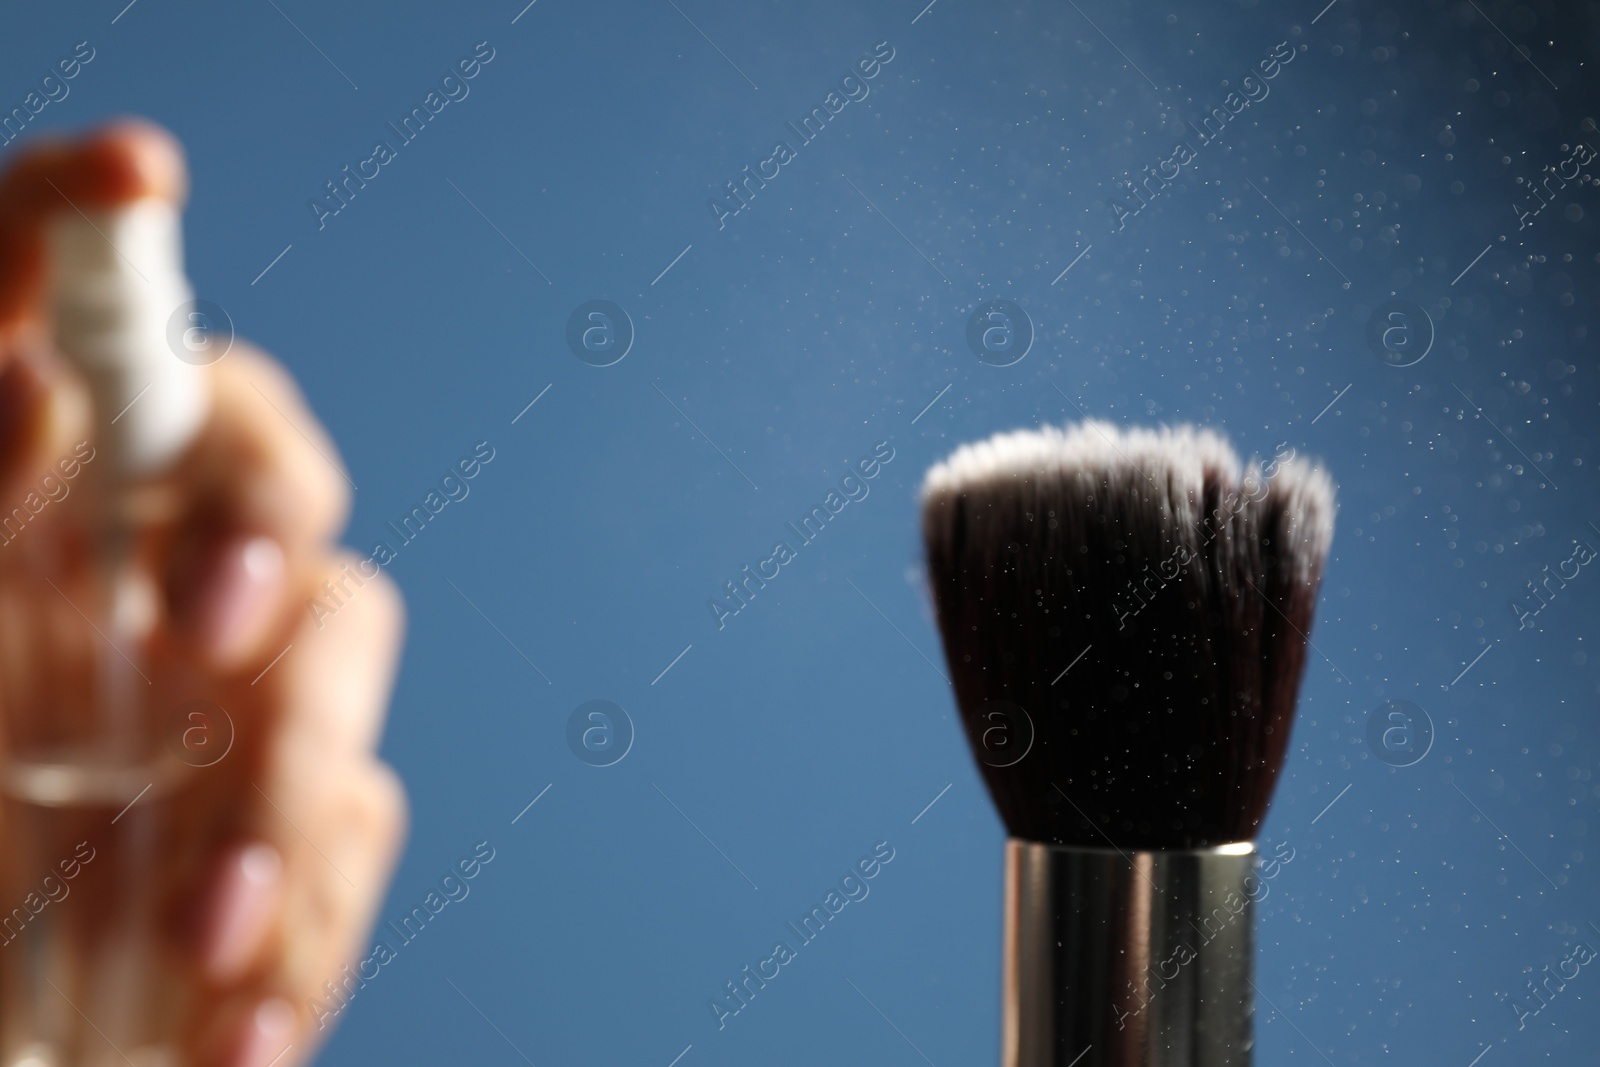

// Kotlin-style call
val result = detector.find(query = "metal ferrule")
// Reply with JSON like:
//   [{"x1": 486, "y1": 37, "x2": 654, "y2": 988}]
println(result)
[{"x1": 1002, "y1": 839, "x2": 1258, "y2": 1067}]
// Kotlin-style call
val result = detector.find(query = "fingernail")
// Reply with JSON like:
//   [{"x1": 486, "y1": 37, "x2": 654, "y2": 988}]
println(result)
[
  {"x1": 226, "y1": 997, "x2": 295, "y2": 1067},
  {"x1": 181, "y1": 535, "x2": 285, "y2": 662},
  {"x1": 200, "y1": 843, "x2": 281, "y2": 980}
]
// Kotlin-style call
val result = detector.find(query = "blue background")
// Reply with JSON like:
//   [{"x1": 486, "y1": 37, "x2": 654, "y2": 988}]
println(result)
[{"x1": 6, "y1": 0, "x2": 1600, "y2": 1063}]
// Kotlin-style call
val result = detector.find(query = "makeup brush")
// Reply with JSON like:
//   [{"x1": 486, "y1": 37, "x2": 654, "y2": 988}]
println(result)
[{"x1": 920, "y1": 420, "x2": 1333, "y2": 1067}]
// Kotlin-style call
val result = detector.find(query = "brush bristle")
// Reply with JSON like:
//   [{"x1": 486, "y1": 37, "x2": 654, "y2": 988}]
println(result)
[{"x1": 920, "y1": 421, "x2": 1334, "y2": 850}]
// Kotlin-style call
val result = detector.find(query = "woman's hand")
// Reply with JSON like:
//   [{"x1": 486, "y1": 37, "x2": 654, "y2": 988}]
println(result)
[{"x1": 0, "y1": 121, "x2": 407, "y2": 1067}]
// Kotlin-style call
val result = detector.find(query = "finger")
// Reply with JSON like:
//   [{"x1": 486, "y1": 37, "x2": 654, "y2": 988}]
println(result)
[
  {"x1": 163, "y1": 549, "x2": 402, "y2": 955},
  {"x1": 175, "y1": 550, "x2": 405, "y2": 924},
  {"x1": 189, "y1": 759, "x2": 407, "y2": 1067},
  {"x1": 0, "y1": 119, "x2": 186, "y2": 332},
  {"x1": 272, "y1": 551, "x2": 405, "y2": 759},
  {"x1": 165, "y1": 347, "x2": 355, "y2": 670},
  {"x1": 168, "y1": 551, "x2": 404, "y2": 1055}
]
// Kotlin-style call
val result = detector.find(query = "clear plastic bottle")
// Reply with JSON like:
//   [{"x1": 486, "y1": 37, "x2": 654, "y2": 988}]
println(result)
[{"x1": 0, "y1": 199, "x2": 211, "y2": 1066}]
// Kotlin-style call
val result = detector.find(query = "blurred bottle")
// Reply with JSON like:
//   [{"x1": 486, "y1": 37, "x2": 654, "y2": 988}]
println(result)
[{"x1": 0, "y1": 199, "x2": 212, "y2": 1066}]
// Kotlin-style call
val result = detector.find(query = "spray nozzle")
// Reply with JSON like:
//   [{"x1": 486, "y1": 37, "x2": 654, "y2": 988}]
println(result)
[{"x1": 46, "y1": 198, "x2": 209, "y2": 479}]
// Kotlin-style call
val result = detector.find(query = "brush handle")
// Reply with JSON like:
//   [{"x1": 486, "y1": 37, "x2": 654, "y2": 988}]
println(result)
[{"x1": 1002, "y1": 840, "x2": 1255, "y2": 1067}]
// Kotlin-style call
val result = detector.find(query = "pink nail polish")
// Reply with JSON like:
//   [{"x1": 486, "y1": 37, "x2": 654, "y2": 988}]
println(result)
[
  {"x1": 201, "y1": 843, "x2": 281, "y2": 980},
  {"x1": 192, "y1": 535, "x2": 284, "y2": 659},
  {"x1": 227, "y1": 997, "x2": 296, "y2": 1067}
]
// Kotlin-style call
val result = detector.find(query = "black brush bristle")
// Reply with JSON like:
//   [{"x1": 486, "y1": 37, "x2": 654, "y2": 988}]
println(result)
[{"x1": 920, "y1": 421, "x2": 1334, "y2": 850}]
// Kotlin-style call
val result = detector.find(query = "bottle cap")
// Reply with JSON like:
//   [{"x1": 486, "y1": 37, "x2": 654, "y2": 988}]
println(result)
[{"x1": 46, "y1": 199, "x2": 209, "y2": 478}]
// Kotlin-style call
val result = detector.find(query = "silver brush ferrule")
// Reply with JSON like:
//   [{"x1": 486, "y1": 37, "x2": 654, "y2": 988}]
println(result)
[{"x1": 1002, "y1": 839, "x2": 1257, "y2": 1067}]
